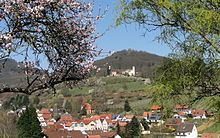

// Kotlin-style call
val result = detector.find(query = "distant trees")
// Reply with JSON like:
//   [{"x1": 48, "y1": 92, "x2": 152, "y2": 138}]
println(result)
[
  {"x1": 64, "y1": 100, "x2": 73, "y2": 113},
  {"x1": 124, "y1": 99, "x2": 131, "y2": 112},
  {"x1": 17, "y1": 106, "x2": 42, "y2": 138},
  {"x1": 3, "y1": 94, "x2": 29, "y2": 110}
]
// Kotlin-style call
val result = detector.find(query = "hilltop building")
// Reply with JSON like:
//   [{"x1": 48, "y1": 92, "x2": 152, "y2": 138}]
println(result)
[{"x1": 122, "y1": 66, "x2": 136, "y2": 76}]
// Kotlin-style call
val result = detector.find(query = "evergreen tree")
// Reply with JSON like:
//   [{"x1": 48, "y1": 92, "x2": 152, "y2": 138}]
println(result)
[
  {"x1": 125, "y1": 116, "x2": 140, "y2": 138},
  {"x1": 17, "y1": 106, "x2": 42, "y2": 138},
  {"x1": 65, "y1": 100, "x2": 73, "y2": 113},
  {"x1": 80, "y1": 106, "x2": 87, "y2": 116},
  {"x1": 124, "y1": 99, "x2": 131, "y2": 112},
  {"x1": 22, "y1": 95, "x2": 29, "y2": 107},
  {"x1": 140, "y1": 118, "x2": 149, "y2": 130},
  {"x1": 33, "y1": 97, "x2": 40, "y2": 105}
]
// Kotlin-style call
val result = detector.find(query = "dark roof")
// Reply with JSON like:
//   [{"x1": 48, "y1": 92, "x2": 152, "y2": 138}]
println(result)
[
  {"x1": 100, "y1": 132, "x2": 117, "y2": 138},
  {"x1": 176, "y1": 123, "x2": 195, "y2": 133},
  {"x1": 85, "y1": 130, "x2": 103, "y2": 136},
  {"x1": 45, "y1": 130, "x2": 85, "y2": 138}
]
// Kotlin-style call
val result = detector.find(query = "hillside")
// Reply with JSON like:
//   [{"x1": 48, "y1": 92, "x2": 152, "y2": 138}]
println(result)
[
  {"x1": 0, "y1": 59, "x2": 25, "y2": 87},
  {"x1": 94, "y1": 49, "x2": 165, "y2": 77}
]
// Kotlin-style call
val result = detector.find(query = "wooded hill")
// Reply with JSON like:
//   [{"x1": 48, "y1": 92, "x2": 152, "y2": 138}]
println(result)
[{"x1": 94, "y1": 49, "x2": 165, "y2": 78}]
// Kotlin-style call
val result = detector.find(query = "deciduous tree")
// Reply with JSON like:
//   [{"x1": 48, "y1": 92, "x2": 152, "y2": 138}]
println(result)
[{"x1": 0, "y1": 0, "x2": 103, "y2": 95}]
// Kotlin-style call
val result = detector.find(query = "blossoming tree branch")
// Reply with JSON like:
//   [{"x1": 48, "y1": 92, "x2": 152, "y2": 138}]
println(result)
[{"x1": 0, "y1": 0, "x2": 103, "y2": 94}]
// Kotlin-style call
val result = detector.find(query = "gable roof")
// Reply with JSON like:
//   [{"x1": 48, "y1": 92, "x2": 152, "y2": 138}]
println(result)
[
  {"x1": 77, "y1": 119, "x2": 94, "y2": 125},
  {"x1": 45, "y1": 130, "x2": 85, "y2": 138},
  {"x1": 125, "y1": 115, "x2": 134, "y2": 119},
  {"x1": 175, "y1": 105, "x2": 189, "y2": 109},
  {"x1": 65, "y1": 122, "x2": 73, "y2": 127},
  {"x1": 143, "y1": 112, "x2": 152, "y2": 117},
  {"x1": 42, "y1": 114, "x2": 51, "y2": 120},
  {"x1": 82, "y1": 102, "x2": 92, "y2": 110},
  {"x1": 85, "y1": 130, "x2": 103, "y2": 136},
  {"x1": 177, "y1": 111, "x2": 187, "y2": 116},
  {"x1": 191, "y1": 109, "x2": 206, "y2": 116},
  {"x1": 100, "y1": 132, "x2": 117, "y2": 137},
  {"x1": 176, "y1": 123, "x2": 195, "y2": 133},
  {"x1": 151, "y1": 105, "x2": 163, "y2": 110}
]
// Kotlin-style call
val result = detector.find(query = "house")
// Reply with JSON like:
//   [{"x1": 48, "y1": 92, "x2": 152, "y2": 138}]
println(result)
[
  {"x1": 165, "y1": 118, "x2": 183, "y2": 130},
  {"x1": 175, "y1": 123, "x2": 198, "y2": 138},
  {"x1": 44, "y1": 129, "x2": 85, "y2": 138},
  {"x1": 122, "y1": 66, "x2": 135, "y2": 76},
  {"x1": 59, "y1": 113, "x2": 73, "y2": 123},
  {"x1": 173, "y1": 111, "x2": 188, "y2": 119},
  {"x1": 82, "y1": 102, "x2": 92, "y2": 115},
  {"x1": 111, "y1": 115, "x2": 124, "y2": 121},
  {"x1": 143, "y1": 112, "x2": 152, "y2": 118},
  {"x1": 175, "y1": 105, "x2": 190, "y2": 113},
  {"x1": 74, "y1": 119, "x2": 96, "y2": 131},
  {"x1": 144, "y1": 116, "x2": 162, "y2": 124},
  {"x1": 124, "y1": 115, "x2": 134, "y2": 122},
  {"x1": 191, "y1": 109, "x2": 207, "y2": 119},
  {"x1": 151, "y1": 105, "x2": 163, "y2": 112}
]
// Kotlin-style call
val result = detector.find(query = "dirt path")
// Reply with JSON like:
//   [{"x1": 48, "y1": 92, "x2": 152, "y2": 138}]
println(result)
[{"x1": 197, "y1": 120, "x2": 216, "y2": 131}]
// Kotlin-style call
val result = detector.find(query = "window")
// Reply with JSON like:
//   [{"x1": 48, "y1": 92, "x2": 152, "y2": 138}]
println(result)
[
  {"x1": 75, "y1": 123, "x2": 78, "y2": 127},
  {"x1": 80, "y1": 123, "x2": 84, "y2": 127}
]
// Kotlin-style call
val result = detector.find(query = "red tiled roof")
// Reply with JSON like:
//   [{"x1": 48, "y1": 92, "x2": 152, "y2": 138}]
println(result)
[
  {"x1": 118, "y1": 121, "x2": 127, "y2": 127},
  {"x1": 143, "y1": 112, "x2": 152, "y2": 117},
  {"x1": 88, "y1": 136, "x2": 100, "y2": 138},
  {"x1": 106, "y1": 119, "x2": 114, "y2": 123},
  {"x1": 177, "y1": 111, "x2": 186, "y2": 116},
  {"x1": 92, "y1": 115, "x2": 101, "y2": 120},
  {"x1": 38, "y1": 108, "x2": 50, "y2": 114},
  {"x1": 100, "y1": 114, "x2": 112, "y2": 119},
  {"x1": 42, "y1": 114, "x2": 51, "y2": 120},
  {"x1": 191, "y1": 109, "x2": 206, "y2": 116},
  {"x1": 201, "y1": 133, "x2": 219, "y2": 138},
  {"x1": 77, "y1": 119, "x2": 93, "y2": 124},
  {"x1": 125, "y1": 115, "x2": 134, "y2": 119},
  {"x1": 82, "y1": 102, "x2": 92, "y2": 110},
  {"x1": 65, "y1": 122, "x2": 73, "y2": 127},
  {"x1": 175, "y1": 105, "x2": 189, "y2": 109},
  {"x1": 60, "y1": 115, "x2": 73, "y2": 121},
  {"x1": 151, "y1": 105, "x2": 163, "y2": 110}
]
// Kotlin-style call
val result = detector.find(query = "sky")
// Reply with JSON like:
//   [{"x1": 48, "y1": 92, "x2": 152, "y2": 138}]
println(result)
[{"x1": 92, "y1": 0, "x2": 172, "y2": 58}]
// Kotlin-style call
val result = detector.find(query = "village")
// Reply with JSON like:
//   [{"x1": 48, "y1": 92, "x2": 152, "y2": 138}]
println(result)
[{"x1": 5, "y1": 101, "x2": 216, "y2": 138}]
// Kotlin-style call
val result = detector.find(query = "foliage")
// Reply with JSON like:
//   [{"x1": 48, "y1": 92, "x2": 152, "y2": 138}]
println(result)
[
  {"x1": 64, "y1": 100, "x2": 72, "y2": 113},
  {"x1": 3, "y1": 94, "x2": 29, "y2": 110},
  {"x1": 116, "y1": 0, "x2": 220, "y2": 99},
  {"x1": 125, "y1": 116, "x2": 140, "y2": 138},
  {"x1": 124, "y1": 99, "x2": 131, "y2": 112},
  {"x1": 17, "y1": 106, "x2": 42, "y2": 138},
  {"x1": 116, "y1": 0, "x2": 220, "y2": 57},
  {"x1": 0, "y1": 0, "x2": 103, "y2": 94},
  {"x1": 33, "y1": 96, "x2": 40, "y2": 105}
]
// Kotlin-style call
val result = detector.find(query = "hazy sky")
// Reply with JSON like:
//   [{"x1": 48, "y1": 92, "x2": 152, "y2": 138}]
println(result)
[{"x1": 93, "y1": 0, "x2": 172, "y2": 57}]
